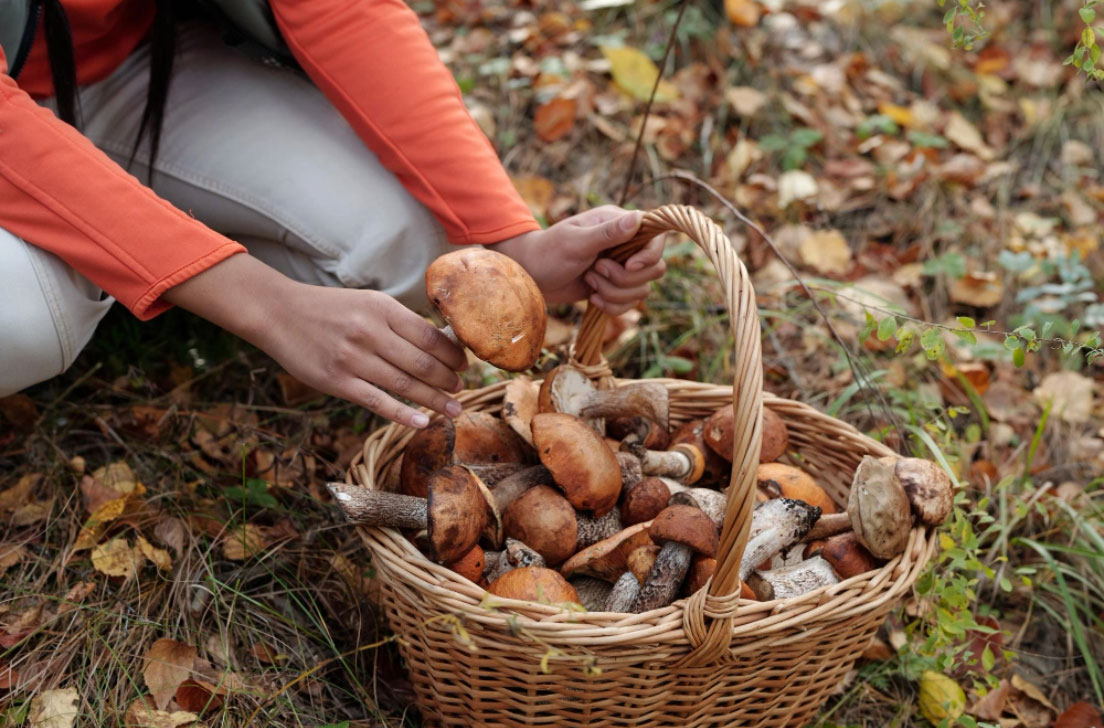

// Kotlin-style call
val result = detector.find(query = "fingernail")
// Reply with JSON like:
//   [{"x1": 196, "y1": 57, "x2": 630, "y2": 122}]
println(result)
[
  {"x1": 619, "y1": 211, "x2": 639, "y2": 232},
  {"x1": 412, "y1": 413, "x2": 430, "y2": 428},
  {"x1": 446, "y1": 401, "x2": 463, "y2": 417},
  {"x1": 627, "y1": 259, "x2": 643, "y2": 272}
]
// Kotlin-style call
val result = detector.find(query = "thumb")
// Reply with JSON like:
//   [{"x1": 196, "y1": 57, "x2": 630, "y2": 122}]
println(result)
[{"x1": 580, "y1": 210, "x2": 643, "y2": 256}]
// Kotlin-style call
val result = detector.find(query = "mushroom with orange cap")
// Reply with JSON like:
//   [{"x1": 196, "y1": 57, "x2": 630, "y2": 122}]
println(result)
[
  {"x1": 487, "y1": 566, "x2": 580, "y2": 605},
  {"x1": 704, "y1": 405, "x2": 790, "y2": 464},
  {"x1": 629, "y1": 504, "x2": 719, "y2": 613},
  {"x1": 425, "y1": 248, "x2": 547, "y2": 372},
  {"x1": 619, "y1": 437, "x2": 706, "y2": 485},
  {"x1": 531, "y1": 412, "x2": 623, "y2": 517},
  {"x1": 756, "y1": 463, "x2": 838, "y2": 515}
]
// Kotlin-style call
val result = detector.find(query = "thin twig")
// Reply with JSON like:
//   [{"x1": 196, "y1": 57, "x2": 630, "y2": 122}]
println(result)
[
  {"x1": 617, "y1": 1, "x2": 689, "y2": 205},
  {"x1": 634, "y1": 170, "x2": 907, "y2": 447}
]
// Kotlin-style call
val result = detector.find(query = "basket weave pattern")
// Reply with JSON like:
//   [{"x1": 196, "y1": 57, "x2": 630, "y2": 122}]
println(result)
[{"x1": 348, "y1": 206, "x2": 937, "y2": 727}]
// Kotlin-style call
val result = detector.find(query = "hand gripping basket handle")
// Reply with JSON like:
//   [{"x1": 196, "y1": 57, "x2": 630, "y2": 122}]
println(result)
[{"x1": 573, "y1": 205, "x2": 762, "y2": 665}]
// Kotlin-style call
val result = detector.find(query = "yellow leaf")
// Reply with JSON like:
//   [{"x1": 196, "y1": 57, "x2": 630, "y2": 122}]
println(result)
[
  {"x1": 144, "y1": 639, "x2": 199, "y2": 711},
  {"x1": 126, "y1": 696, "x2": 201, "y2": 728},
  {"x1": 918, "y1": 670, "x2": 966, "y2": 723},
  {"x1": 0, "y1": 473, "x2": 40, "y2": 512},
  {"x1": 799, "y1": 229, "x2": 852, "y2": 276},
  {"x1": 91, "y1": 537, "x2": 145, "y2": 578},
  {"x1": 877, "y1": 102, "x2": 913, "y2": 127},
  {"x1": 92, "y1": 461, "x2": 139, "y2": 496},
  {"x1": 600, "y1": 46, "x2": 678, "y2": 103},
  {"x1": 74, "y1": 496, "x2": 129, "y2": 551},
  {"x1": 0, "y1": 543, "x2": 28, "y2": 577},
  {"x1": 137, "y1": 535, "x2": 173, "y2": 572},
  {"x1": 29, "y1": 687, "x2": 79, "y2": 728},
  {"x1": 221, "y1": 524, "x2": 267, "y2": 561}
]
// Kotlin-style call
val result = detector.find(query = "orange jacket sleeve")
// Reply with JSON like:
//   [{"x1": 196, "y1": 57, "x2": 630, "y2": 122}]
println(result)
[
  {"x1": 269, "y1": 0, "x2": 540, "y2": 245},
  {"x1": 0, "y1": 52, "x2": 245, "y2": 320}
]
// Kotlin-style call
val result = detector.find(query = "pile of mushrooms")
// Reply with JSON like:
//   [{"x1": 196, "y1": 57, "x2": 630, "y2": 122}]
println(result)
[{"x1": 327, "y1": 248, "x2": 954, "y2": 610}]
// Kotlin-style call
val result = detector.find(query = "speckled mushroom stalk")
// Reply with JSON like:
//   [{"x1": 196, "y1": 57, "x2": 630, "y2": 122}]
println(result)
[
  {"x1": 425, "y1": 248, "x2": 547, "y2": 372},
  {"x1": 571, "y1": 576, "x2": 614, "y2": 611},
  {"x1": 327, "y1": 465, "x2": 489, "y2": 564},
  {"x1": 604, "y1": 545, "x2": 659, "y2": 612},
  {"x1": 629, "y1": 505, "x2": 719, "y2": 613},
  {"x1": 538, "y1": 365, "x2": 670, "y2": 435},
  {"x1": 738, "y1": 498, "x2": 822, "y2": 582},
  {"x1": 745, "y1": 555, "x2": 840, "y2": 601},
  {"x1": 660, "y1": 483, "x2": 727, "y2": 531}
]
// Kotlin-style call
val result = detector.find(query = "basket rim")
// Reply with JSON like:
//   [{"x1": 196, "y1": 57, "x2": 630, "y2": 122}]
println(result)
[{"x1": 345, "y1": 377, "x2": 936, "y2": 653}]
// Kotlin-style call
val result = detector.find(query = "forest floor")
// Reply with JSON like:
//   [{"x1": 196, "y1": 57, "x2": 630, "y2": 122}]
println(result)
[{"x1": 2, "y1": 0, "x2": 1104, "y2": 726}]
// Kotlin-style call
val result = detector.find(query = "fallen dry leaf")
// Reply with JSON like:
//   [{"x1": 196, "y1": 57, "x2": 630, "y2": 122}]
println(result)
[
  {"x1": 600, "y1": 45, "x2": 678, "y2": 103},
  {"x1": 0, "y1": 543, "x2": 28, "y2": 578},
  {"x1": 250, "y1": 642, "x2": 283, "y2": 665},
  {"x1": 154, "y1": 517, "x2": 189, "y2": 559},
  {"x1": 0, "y1": 393, "x2": 38, "y2": 429},
  {"x1": 1061, "y1": 140, "x2": 1094, "y2": 168},
  {"x1": 948, "y1": 271, "x2": 1004, "y2": 307},
  {"x1": 221, "y1": 524, "x2": 267, "y2": 561},
  {"x1": 511, "y1": 175, "x2": 555, "y2": 219},
  {"x1": 137, "y1": 536, "x2": 173, "y2": 572},
  {"x1": 1054, "y1": 701, "x2": 1104, "y2": 728},
  {"x1": 799, "y1": 229, "x2": 852, "y2": 276},
  {"x1": 144, "y1": 639, "x2": 199, "y2": 710},
  {"x1": 56, "y1": 581, "x2": 97, "y2": 615},
  {"x1": 724, "y1": 0, "x2": 761, "y2": 27},
  {"x1": 125, "y1": 696, "x2": 201, "y2": 728},
  {"x1": 174, "y1": 680, "x2": 224, "y2": 715},
  {"x1": 29, "y1": 687, "x2": 79, "y2": 728},
  {"x1": 777, "y1": 170, "x2": 818, "y2": 208},
  {"x1": 945, "y1": 111, "x2": 995, "y2": 160},
  {"x1": 0, "y1": 473, "x2": 41, "y2": 512},
  {"x1": 534, "y1": 97, "x2": 577, "y2": 142},
  {"x1": 91, "y1": 537, "x2": 145, "y2": 579},
  {"x1": 74, "y1": 496, "x2": 130, "y2": 551},
  {"x1": 0, "y1": 662, "x2": 18, "y2": 689},
  {"x1": 11, "y1": 498, "x2": 53, "y2": 527},
  {"x1": 1033, "y1": 371, "x2": 1095, "y2": 424},
  {"x1": 972, "y1": 678, "x2": 1011, "y2": 721},
  {"x1": 724, "y1": 86, "x2": 767, "y2": 117},
  {"x1": 93, "y1": 461, "x2": 140, "y2": 496}
]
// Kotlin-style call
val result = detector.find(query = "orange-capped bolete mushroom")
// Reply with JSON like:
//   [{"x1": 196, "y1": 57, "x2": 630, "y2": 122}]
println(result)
[
  {"x1": 487, "y1": 566, "x2": 580, "y2": 605},
  {"x1": 703, "y1": 405, "x2": 789, "y2": 464},
  {"x1": 757, "y1": 463, "x2": 838, "y2": 514},
  {"x1": 629, "y1": 505, "x2": 719, "y2": 613},
  {"x1": 501, "y1": 377, "x2": 541, "y2": 447},
  {"x1": 502, "y1": 485, "x2": 625, "y2": 566},
  {"x1": 531, "y1": 412, "x2": 622, "y2": 516},
  {"x1": 327, "y1": 465, "x2": 490, "y2": 564},
  {"x1": 559, "y1": 521, "x2": 654, "y2": 584},
  {"x1": 425, "y1": 248, "x2": 547, "y2": 372},
  {"x1": 604, "y1": 544, "x2": 661, "y2": 611},
  {"x1": 808, "y1": 532, "x2": 879, "y2": 579},
  {"x1": 620, "y1": 476, "x2": 671, "y2": 525},
  {"x1": 538, "y1": 366, "x2": 669, "y2": 435},
  {"x1": 670, "y1": 418, "x2": 730, "y2": 488},
  {"x1": 447, "y1": 544, "x2": 486, "y2": 584},
  {"x1": 399, "y1": 411, "x2": 531, "y2": 498},
  {"x1": 609, "y1": 416, "x2": 670, "y2": 451}
]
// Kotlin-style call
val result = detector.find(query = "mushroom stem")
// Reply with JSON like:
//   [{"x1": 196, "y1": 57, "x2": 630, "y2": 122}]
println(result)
[
  {"x1": 604, "y1": 570, "x2": 640, "y2": 612},
  {"x1": 745, "y1": 556, "x2": 840, "y2": 601},
  {"x1": 629, "y1": 542, "x2": 692, "y2": 613},
  {"x1": 577, "y1": 382, "x2": 670, "y2": 428},
  {"x1": 571, "y1": 576, "x2": 614, "y2": 611},
  {"x1": 326, "y1": 483, "x2": 427, "y2": 530},
  {"x1": 621, "y1": 442, "x2": 704, "y2": 484},
  {"x1": 739, "y1": 499, "x2": 822, "y2": 581},
  {"x1": 466, "y1": 462, "x2": 533, "y2": 488},
  {"x1": 663, "y1": 485, "x2": 726, "y2": 530},
  {"x1": 806, "y1": 512, "x2": 851, "y2": 541},
  {"x1": 483, "y1": 538, "x2": 545, "y2": 583},
  {"x1": 576, "y1": 510, "x2": 624, "y2": 549}
]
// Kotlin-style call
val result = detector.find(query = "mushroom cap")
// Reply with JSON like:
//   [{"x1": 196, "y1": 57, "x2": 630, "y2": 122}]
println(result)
[
  {"x1": 487, "y1": 566, "x2": 580, "y2": 605},
  {"x1": 426, "y1": 465, "x2": 489, "y2": 564},
  {"x1": 757, "y1": 462, "x2": 838, "y2": 515},
  {"x1": 502, "y1": 485, "x2": 578, "y2": 566},
  {"x1": 703, "y1": 406, "x2": 735, "y2": 462},
  {"x1": 621, "y1": 477, "x2": 671, "y2": 525},
  {"x1": 847, "y1": 456, "x2": 912, "y2": 560},
  {"x1": 447, "y1": 544, "x2": 486, "y2": 584},
  {"x1": 818, "y1": 532, "x2": 879, "y2": 579},
  {"x1": 670, "y1": 419, "x2": 730, "y2": 488},
  {"x1": 760, "y1": 407, "x2": 790, "y2": 463},
  {"x1": 649, "y1": 505, "x2": 719, "y2": 557},
  {"x1": 531, "y1": 412, "x2": 622, "y2": 516},
  {"x1": 683, "y1": 555, "x2": 717, "y2": 596},
  {"x1": 885, "y1": 456, "x2": 953, "y2": 526},
  {"x1": 400, "y1": 411, "x2": 531, "y2": 499},
  {"x1": 538, "y1": 366, "x2": 596, "y2": 416},
  {"x1": 560, "y1": 521, "x2": 654, "y2": 582},
  {"x1": 672, "y1": 444, "x2": 706, "y2": 484},
  {"x1": 501, "y1": 377, "x2": 540, "y2": 447},
  {"x1": 426, "y1": 248, "x2": 547, "y2": 372},
  {"x1": 627, "y1": 544, "x2": 661, "y2": 583}
]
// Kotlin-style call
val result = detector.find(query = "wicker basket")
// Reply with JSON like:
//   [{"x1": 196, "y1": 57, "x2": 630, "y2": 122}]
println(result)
[{"x1": 347, "y1": 206, "x2": 937, "y2": 727}]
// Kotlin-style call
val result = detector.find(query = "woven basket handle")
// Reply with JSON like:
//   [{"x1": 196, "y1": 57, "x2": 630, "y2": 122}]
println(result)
[{"x1": 573, "y1": 205, "x2": 761, "y2": 664}]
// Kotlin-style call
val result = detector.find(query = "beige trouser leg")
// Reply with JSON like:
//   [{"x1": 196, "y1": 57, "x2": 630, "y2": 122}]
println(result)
[{"x1": 1, "y1": 21, "x2": 453, "y2": 395}]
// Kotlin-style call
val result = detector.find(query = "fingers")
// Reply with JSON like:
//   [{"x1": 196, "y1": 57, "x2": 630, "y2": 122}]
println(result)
[
  {"x1": 624, "y1": 233, "x2": 666, "y2": 273},
  {"x1": 568, "y1": 209, "x2": 644, "y2": 258},
  {"x1": 584, "y1": 270, "x2": 653, "y2": 307},
  {"x1": 588, "y1": 256, "x2": 667, "y2": 289},
  {"x1": 588, "y1": 293, "x2": 637, "y2": 317},
  {"x1": 341, "y1": 378, "x2": 433, "y2": 429},
  {"x1": 385, "y1": 303, "x2": 468, "y2": 374}
]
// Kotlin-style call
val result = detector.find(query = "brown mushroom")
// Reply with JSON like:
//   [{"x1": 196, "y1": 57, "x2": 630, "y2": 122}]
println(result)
[
  {"x1": 560, "y1": 522, "x2": 654, "y2": 583},
  {"x1": 425, "y1": 248, "x2": 547, "y2": 372},
  {"x1": 882, "y1": 456, "x2": 954, "y2": 526},
  {"x1": 483, "y1": 538, "x2": 545, "y2": 583},
  {"x1": 620, "y1": 438, "x2": 706, "y2": 485},
  {"x1": 620, "y1": 476, "x2": 671, "y2": 525},
  {"x1": 489, "y1": 464, "x2": 555, "y2": 513},
  {"x1": 327, "y1": 465, "x2": 488, "y2": 564},
  {"x1": 848, "y1": 456, "x2": 912, "y2": 560},
  {"x1": 487, "y1": 566, "x2": 580, "y2": 605},
  {"x1": 608, "y1": 416, "x2": 670, "y2": 451},
  {"x1": 502, "y1": 485, "x2": 578, "y2": 566},
  {"x1": 447, "y1": 544, "x2": 486, "y2": 584},
  {"x1": 629, "y1": 505, "x2": 719, "y2": 613},
  {"x1": 757, "y1": 463, "x2": 838, "y2": 514},
  {"x1": 501, "y1": 377, "x2": 540, "y2": 447},
  {"x1": 810, "y1": 532, "x2": 879, "y2": 579},
  {"x1": 538, "y1": 366, "x2": 670, "y2": 435},
  {"x1": 662, "y1": 484, "x2": 727, "y2": 531},
  {"x1": 399, "y1": 411, "x2": 531, "y2": 498},
  {"x1": 703, "y1": 405, "x2": 789, "y2": 464},
  {"x1": 670, "y1": 419, "x2": 730, "y2": 488},
  {"x1": 531, "y1": 412, "x2": 622, "y2": 516},
  {"x1": 604, "y1": 544, "x2": 660, "y2": 612}
]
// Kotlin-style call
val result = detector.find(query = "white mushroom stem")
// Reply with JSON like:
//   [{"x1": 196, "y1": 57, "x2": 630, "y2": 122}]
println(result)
[
  {"x1": 576, "y1": 510, "x2": 624, "y2": 549},
  {"x1": 604, "y1": 570, "x2": 641, "y2": 612},
  {"x1": 745, "y1": 556, "x2": 840, "y2": 601},
  {"x1": 622, "y1": 445, "x2": 700, "y2": 484},
  {"x1": 738, "y1": 499, "x2": 821, "y2": 581},
  {"x1": 483, "y1": 538, "x2": 545, "y2": 583},
  {"x1": 326, "y1": 483, "x2": 427, "y2": 530},
  {"x1": 571, "y1": 576, "x2": 614, "y2": 611},
  {"x1": 629, "y1": 542, "x2": 691, "y2": 613},
  {"x1": 617, "y1": 452, "x2": 644, "y2": 491},
  {"x1": 576, "y1": 382, "x2": 670, "y2": 428}
]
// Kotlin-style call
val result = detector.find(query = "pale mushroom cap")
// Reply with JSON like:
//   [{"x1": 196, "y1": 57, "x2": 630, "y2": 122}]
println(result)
[
  {"x1": 502, "y1": 485, "x2": 578, "y2": 566},
  {"x1": 426, "y1": 465, "x2": 489, "y2": 564},
  {"x1": 426, "y1": 248, "x2": 547, "y2": 372},
  {"x1": 538, "y1": 366, "x2": 595, "y2": 415},
  {"x1": 886, "y1": 456, "x2": 953, "y2": 526},
  {"x1": 531, "y1": 412, "x2": 622, "y2": 516},
  {"x1": 487, "y1": 566, "x2": 581, "y2": 605},
  {"x1": 847, "y1": 456, "x2": 912, "y2": 560},
  {"x1": 757, "y1": 462, "x2": 838, "y2": 515},
  {"x1": 649, "y1": 505, "x2": 719, "y2": 557}
]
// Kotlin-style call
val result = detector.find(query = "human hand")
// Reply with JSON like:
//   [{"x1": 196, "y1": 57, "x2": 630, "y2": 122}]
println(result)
[
  {"x1": 488, "y1": 206, "x2": 666, "y2": 315},
  {"x1": 164, "y1": 254, "x2": 467, "y2": 428}
]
